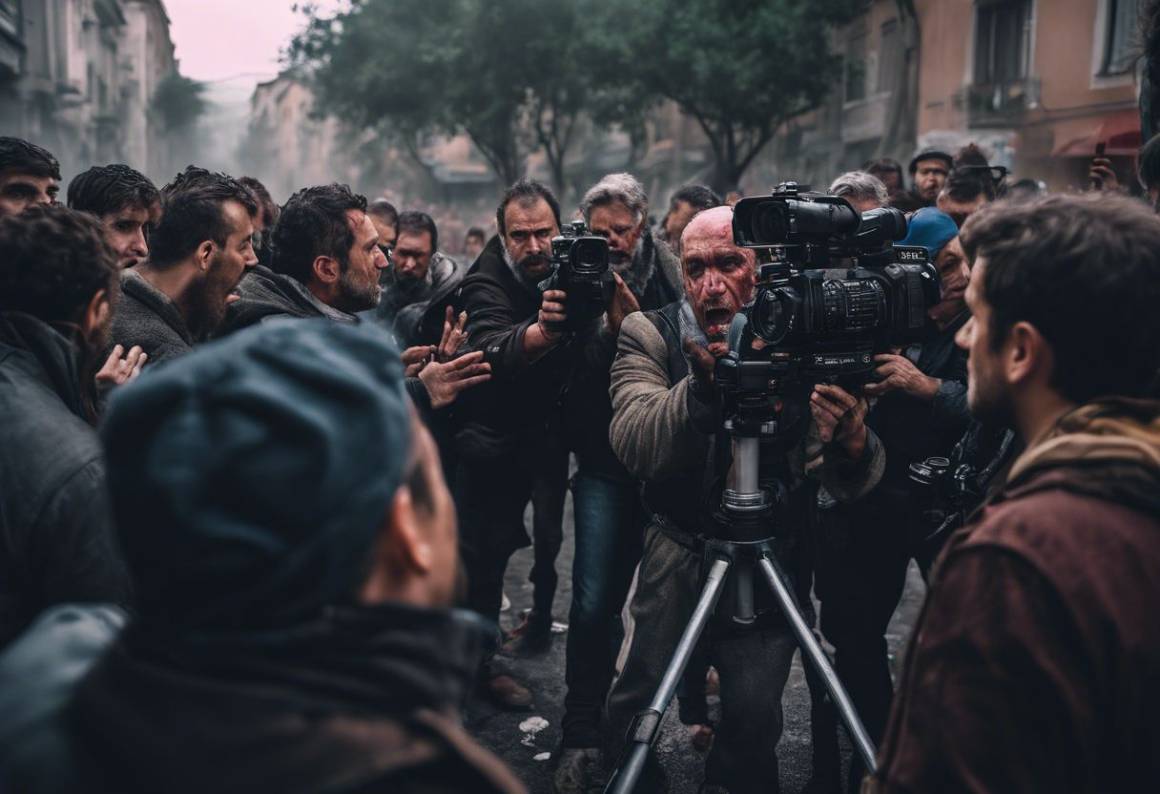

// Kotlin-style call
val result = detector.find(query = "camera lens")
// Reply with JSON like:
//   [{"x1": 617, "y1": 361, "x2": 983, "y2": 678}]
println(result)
[
  {"x1": 570, "y1": 238, "x2": 609, "y2": 276},
  {"x1": 746, "y1": 201, "x2": 791, "y2": 245},
  {"x1": 752, "y1": 286, "x2": 799, "y2": 344}
]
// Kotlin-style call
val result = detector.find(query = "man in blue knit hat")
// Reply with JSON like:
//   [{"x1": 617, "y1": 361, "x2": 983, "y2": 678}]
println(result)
[
  {"x1": 0, "y1": 319, "x2": 525, "y2": 794},
  {"x1": 813, "y1": 206, "x2": 973, "y2": 793}
]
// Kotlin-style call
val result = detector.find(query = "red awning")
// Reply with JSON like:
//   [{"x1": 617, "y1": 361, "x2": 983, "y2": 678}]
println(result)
[{"x1": 1052, "y1": 109, "x2": 1142, "y2": 157}]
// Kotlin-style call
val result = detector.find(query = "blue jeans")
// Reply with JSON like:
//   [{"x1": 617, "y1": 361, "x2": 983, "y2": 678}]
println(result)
[{"x1": 560, "y1": 471, "x2": 646, "y2": 747}]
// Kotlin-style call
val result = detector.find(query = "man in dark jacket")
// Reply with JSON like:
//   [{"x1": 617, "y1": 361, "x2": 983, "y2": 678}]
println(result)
[
  {"x1": 110, "y1": 166, "x2": 258, "y2": 365},
  {"x1": 67, "y1": 164, "x2": 160, "y2": 270},
  {"x1": 0, "y1": 320, "x2": 526, "y2": 794},
  {"x1": 0, "y1": 206, "x2": 130, "y2": 649},
  {"x1": 870, "y1": 193, "x2": 1160, "y2": 793},
  {"x1": 451, "y1": 179, "x2": 596, "y2": 709},
  {"x1": 220, "y1": 185, "x2": 489, "y2": 414},
  {"x1": 0, "y1": 137, "x2": 59, "y2": 218},
  {"x1": 367, "y1": 210, "x2": 465, "y2": 349},
  {"x1": 552, "y1": 173, "x2": 684, "y2": 789}
]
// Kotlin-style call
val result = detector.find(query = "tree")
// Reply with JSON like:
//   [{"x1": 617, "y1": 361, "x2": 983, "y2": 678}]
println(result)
[
  {"x1": 151, "y1": 72, "x2": 206, "y2": 134},
  {"x1": 592, "y1": 0, "x2": 861, "y2": 193}
]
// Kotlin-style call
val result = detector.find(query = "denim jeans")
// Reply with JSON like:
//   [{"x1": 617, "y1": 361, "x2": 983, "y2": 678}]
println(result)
[{"x1": 560, "y1": 471, "x2": 646, "y2": 748}]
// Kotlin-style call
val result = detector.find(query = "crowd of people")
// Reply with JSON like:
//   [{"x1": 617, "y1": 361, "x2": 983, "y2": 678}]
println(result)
[{"x1": 0, "y1": 130, "x2": 1157, "y2": 794}]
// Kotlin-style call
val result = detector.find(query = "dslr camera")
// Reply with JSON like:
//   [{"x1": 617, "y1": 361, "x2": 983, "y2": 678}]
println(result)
[
  {"x1": 539, "y1": 220, "x2": 613, "y2": 331},
  {"x1": 716, "y1": 182, "x2": 941, "y2": 441}
]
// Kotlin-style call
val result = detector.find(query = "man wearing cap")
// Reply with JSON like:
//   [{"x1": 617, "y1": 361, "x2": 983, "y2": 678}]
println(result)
[
  {"x1": 894, "y1": 149, "x2": 953, "y2": 212},
  {"x1": 813, "y1": 207, "x2": 972, "y2": 792},
  {"x1": 0, "y1": 320, "x2": 526, "y2": 794}
]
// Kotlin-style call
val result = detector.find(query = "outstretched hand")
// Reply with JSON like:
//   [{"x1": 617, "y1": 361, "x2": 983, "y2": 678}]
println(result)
[
  {"x1": 437, "y1": 305, "x2": 469, "y2": 362},
  {"x1": 95, "y1": 344, "x2": 147, "y2": 387},
  {"x1": 418, "y1": 349, "x2": 491, "y2": 409},
  {"x1": 810, "y1": 383, "x2": 868, "y2": 459},
  {"x1": 402, "y1": 344, "x2": 436, "y2": 378}
]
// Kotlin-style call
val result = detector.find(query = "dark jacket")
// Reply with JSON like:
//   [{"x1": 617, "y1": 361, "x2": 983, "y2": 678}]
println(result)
[
  {"x1": 0, "y1": 604, "x2": 525, "y2": 794},
  {"x1": 219, "y1": 264, "x2": 359, "y2": 336},
  {"x1": 0, "y1": 314, "x2": 130, "y2": 648},
  {"x1": 872, "y1": 398, "x2": 1160, "y2": 794},
  {"x1": 451, "y1": 235, "x2": 583, "y2": 459},
  {"x1": 563, "y1": 229, "x2": 683, "y2": 480},
  {"x1": 368, "y1": 252, "x2": 464, "y2": 349},
  {"x1": 109, "y1": 268, "x2": 194, "y2": 365}
]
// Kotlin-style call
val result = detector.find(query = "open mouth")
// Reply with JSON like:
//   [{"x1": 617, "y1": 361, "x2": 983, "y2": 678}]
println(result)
[{"x1": 705, "y1": 307, "x2": 733, "y2": 327}]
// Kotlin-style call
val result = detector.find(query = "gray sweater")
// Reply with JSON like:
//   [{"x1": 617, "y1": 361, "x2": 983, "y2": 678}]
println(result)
[{"x1": 109, "y1": 269, "x2": 194, "y2": 366}]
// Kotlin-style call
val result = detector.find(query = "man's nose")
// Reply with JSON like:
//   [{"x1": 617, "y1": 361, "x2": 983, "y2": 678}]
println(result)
[
  {"x1": 704, "y1": 269, "x2": 727, "y2": 293},
  {"x1": 132, "y1": 229, "x2": 149, "y2": 256}
]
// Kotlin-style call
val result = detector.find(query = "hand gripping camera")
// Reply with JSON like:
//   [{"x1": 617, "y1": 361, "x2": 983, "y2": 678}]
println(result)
[
  {"x1": 538, "y1": 220, "x2": 613, "y2": 331},
  {"x1": 716, "y1": 183, "x2": 941, "y2": 443}
]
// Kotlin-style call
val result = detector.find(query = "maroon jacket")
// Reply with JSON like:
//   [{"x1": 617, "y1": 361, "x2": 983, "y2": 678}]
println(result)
[{"x1": 871, "y1": 398, "x2": 1160, "y2": 793}]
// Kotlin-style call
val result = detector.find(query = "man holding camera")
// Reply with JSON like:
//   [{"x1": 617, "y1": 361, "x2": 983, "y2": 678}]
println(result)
[
  {"x1": 871, "y1": 193, "x2": 1160, "y2": 793},
  {"x1": 603, "y1": 206, "x2": 886, "y2": 793},
  {"x1": 552, "y1": 173, "x2": 683, "y2": 792},
  {"x1": 813, "y1": 206, "x2": 972, "y2": 791}
]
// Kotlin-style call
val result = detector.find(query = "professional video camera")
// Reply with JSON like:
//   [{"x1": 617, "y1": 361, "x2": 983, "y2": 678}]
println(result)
[
  {"x1": 539, "y1": 220, "x2": 612, "y2": 331},
  {"x1": 715, "y1": 183, "x2": 941, "y2": 444}
]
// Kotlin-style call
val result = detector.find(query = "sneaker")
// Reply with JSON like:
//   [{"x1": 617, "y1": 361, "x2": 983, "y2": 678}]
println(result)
[
  {"x1": 500, "y1": 610, "x2": 552, "y2": 657},
  {"x1": 478, "y1": 673, "x2": 533, "y2": 711},
  {"x1": 552, "y1": 747, "x2": 602, "y2": 794}
]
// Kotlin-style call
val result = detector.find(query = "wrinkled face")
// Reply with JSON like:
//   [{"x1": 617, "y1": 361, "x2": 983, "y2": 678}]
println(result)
[
  {"x1": 956, "y1": 257, "x2": 1011, "y2": 425},
  {"x1": 464, "y1": 234, "x2": 485, "y2": 262},
  {"x1": 929, "y1": 236, "x2": 970, "y2": 327},
  {"x1": 681, "y1": 207, "x2": 757, "y2": 347},
  {"x1": 914, "y1": 159, "x2": 949, "y2": 202},
  {"x1": 0, "y1": 170, "x2": 58, "y2": 217},
  {"x1": 102, "y1": 203, "x2": 158, "y2": 269},
  {"x1": 338, "y1": 209, "x2": 389, "y2": 311},
  {"x1": 664, "y1": 200, "x2": 700, "y2": 252},
  {"x1": 393, "y1": 229, "x2": 433, "y2": 284},
  {"x1": 193, "y1": 199, "x2": 257, "y2": 335},
  {"x1": 936, "y1": 191, "x2": 988, "y2": 228},
  {"x1": 588, "y1": 201, "x2": 644, "y2": 269},
  {"x1": 502, "y1": 197, "x2": 558, "y2": 281}
]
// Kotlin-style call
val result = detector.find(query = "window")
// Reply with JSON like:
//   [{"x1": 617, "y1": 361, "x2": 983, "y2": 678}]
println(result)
[
  {"x1": 878, "y1": 18, "x2": 902, "y2": 94},
  {"x1": 974, "y1": 0, "x2": 1032, "y2": 86},
  {"x1": 1102, "y1": 0, "x2": 1139, "y2": 75},
  {"x1": 845, "y1": 26, "x2": 868, "y2": 102}
]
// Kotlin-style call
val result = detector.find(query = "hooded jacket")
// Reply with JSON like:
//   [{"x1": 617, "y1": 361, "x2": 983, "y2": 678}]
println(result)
[
  {"x1": 872, "y1": 397, "x2": 1160, "y2": 794},
  {"x1": 109, "y1": 268, "x2": 194, "y2": 365},
  {"x1": 219, "y1": 264, "x2": 359, "y2": 336},
  {"x1": 0, "y1": 313, "x2": 130, "y2": 649},
  {"x1": 368, "y1": 251, "x2": 464, "y2": 349}
]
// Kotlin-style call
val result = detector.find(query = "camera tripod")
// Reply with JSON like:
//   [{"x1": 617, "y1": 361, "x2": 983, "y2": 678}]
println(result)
[{"x1": 604, "y1": 430, "x2": 877, "y2": 794}]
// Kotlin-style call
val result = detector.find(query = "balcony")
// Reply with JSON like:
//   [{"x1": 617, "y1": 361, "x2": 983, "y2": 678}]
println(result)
[{"x1": 959, "y1": 77, "x2": 1041, "y2": 128}]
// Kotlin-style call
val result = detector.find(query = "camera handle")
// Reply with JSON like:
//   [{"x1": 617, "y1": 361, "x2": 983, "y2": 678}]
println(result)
[{"x1": 604, "y1": 434, "x2": 877, "y2": 794}]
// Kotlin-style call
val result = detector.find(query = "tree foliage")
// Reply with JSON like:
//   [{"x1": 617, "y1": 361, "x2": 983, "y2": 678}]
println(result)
[
  {"x1": 292, "y1": 0, "x2": 860, "y2": 194},
  {"x1": 151, "y1": 72, "x2": 207, "y2": 134}
]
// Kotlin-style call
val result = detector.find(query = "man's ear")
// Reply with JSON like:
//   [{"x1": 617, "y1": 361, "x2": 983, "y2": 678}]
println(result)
[
  {"x1": 1004, "y1": 320, "x2": 1053, "y2": 388},
  {"x1": 82, "y1": 288, "x2": 110, "y2": 339},
  {"x1": 312, "y1": 255, "x2": 341, "y2": 285},
  {"x1": 197, "y1": 240, "x2": 214, "y2": 270},
  {"x1": 360, "y1": 486, "x2": 433, "y2": 605}
]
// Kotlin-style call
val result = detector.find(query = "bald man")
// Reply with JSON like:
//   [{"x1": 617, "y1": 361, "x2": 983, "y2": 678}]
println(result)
[{"x1": 602, "y1": 207, "x2": 886, "y2": 792}]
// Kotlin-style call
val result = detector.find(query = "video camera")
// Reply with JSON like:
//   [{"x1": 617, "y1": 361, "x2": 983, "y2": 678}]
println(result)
[
  {"x1": 716, "y1": 182, "x2": 941, "y2": 440},
  {"x1": 539, "y1": 220, "x2": 613, "y2": 331}
]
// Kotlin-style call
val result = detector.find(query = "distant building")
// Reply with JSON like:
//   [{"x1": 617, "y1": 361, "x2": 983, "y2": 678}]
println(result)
[{"x1": 0, "y1": 0, "x2": 178, "y2": 180}]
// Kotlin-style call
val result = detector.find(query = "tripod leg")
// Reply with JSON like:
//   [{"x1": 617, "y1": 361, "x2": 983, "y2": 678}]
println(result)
[
  {"x1": 755, "y1": 555, "x2": 878, "y2": 774},
  {"x1": 604, "y1": 556, "x2": 731, "y2": 794}
]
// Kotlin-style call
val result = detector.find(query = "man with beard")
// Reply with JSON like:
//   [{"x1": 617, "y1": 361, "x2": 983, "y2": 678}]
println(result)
[
  {"x1": 368, "y1": 210, "x2": 464, "y2": 349},
  {"x1": 0, "y1": 320, "x2": 526, "y2": 794},
  {"x1": 552, "y1": 173, "x2": 683, "y2": 791},
  {"x1": 870, "y1": 193, "x2": 1160, "y2": 794},
  {"x1": 0, "y1": 137, "x2": 59, "y2": 218},
  {"x1": 369, "y1": 197, "x2": 399, "y2": 255},
  {"x1": 813, "y1": 206, "x2": 972, "y2": 792},
  {"x1": 602, "y1": 206, "x2": 885, "y2": 793},
  {"x1": 67, "y1": 164, "x2": 161, "y2": 270},
  {"x1": 110, "y1": 167, "x2": 258, "y2": 366},
  {"x1": 221, "y1": 186, "x2": 489, "y2": 413},
  {"x1": 451, "y1": 179, "x2": 594, "y2": 710},
  {"x1": 892, "y1": 149, "x2": 953, "y2": 213},
  {"x1": 0, "y1": 206, "x2": 130, "y2": 649}
]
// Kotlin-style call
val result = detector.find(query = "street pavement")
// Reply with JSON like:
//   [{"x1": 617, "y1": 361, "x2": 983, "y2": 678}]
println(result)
[{"x1": 467, "y1": 493, "x2": 927, "y2": 794}]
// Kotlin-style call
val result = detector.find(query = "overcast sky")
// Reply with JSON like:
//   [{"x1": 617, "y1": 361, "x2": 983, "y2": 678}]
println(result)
[{"x1": 165, "y1": 0, "x2": 346, "y2": 84}]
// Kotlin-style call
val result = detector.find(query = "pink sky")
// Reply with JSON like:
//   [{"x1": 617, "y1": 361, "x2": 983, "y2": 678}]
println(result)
[{"x1": 165, "y1": 0, "x2": 346, "y2": 83}]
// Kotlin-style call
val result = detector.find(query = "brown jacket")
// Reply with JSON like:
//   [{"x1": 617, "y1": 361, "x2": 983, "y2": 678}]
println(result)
[{"x1": 870, "y1": 398, "x2": 1160, "y2": 794}]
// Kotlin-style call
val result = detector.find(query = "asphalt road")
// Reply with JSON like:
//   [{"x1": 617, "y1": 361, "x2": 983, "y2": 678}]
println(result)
[{"x1": 467, "y1": 493, "x2": 927, "y2": 794}]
